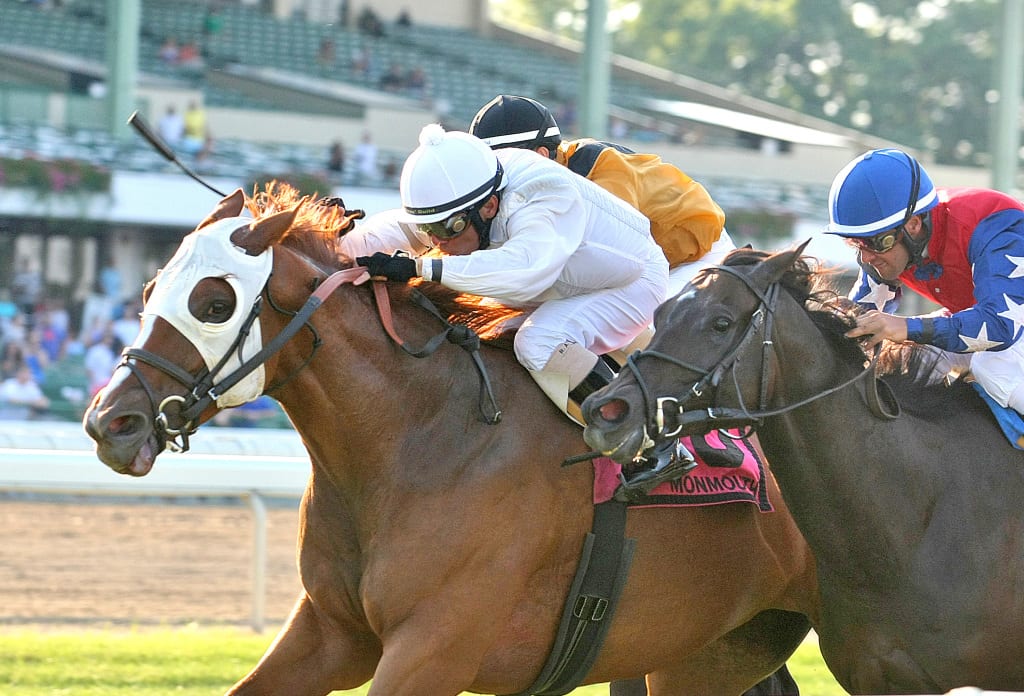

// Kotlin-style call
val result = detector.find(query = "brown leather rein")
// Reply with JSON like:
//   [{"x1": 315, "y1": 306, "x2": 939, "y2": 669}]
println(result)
[{"x1": 366, "y1": 274, "x2": 502, "y2": 424}]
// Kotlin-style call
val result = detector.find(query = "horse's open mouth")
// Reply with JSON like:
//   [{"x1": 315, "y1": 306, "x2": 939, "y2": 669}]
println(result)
[
  {"x1": 126, "y1": 434, "x2": 161, "y2": 476},
  {"x1": 104, "y1": 432, "x2": 162, "y2": 477},
  {"x1": 95, "y1": 412, "x2": 165, "y2": 477}
]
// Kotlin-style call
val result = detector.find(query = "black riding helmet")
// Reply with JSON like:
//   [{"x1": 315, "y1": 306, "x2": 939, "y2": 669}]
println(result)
[{"x1": 469, "y1": 95, "x2": 562, "y2": 155}]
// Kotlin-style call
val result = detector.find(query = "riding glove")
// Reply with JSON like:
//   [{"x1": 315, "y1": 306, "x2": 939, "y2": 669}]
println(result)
[
  {"x1": 356, "y1": 252, "x2": 418, "y2": 281},
  {"x1": 316, "y1": 196, "x2": 367, "y2": 234}
]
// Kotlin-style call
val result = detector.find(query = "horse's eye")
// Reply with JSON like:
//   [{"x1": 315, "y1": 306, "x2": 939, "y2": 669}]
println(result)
[
  {"x1": 205, "y1": 301, "x2": 231, "y2": 323},
  {"x1": 189, "y1": 277, "x2": 236, "y2": 324},
  {"x1": 712, "y1": 317, "x2": 731, "y2": 332}
]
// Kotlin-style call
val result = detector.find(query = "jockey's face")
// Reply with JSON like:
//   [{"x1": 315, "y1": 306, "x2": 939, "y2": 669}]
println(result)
[
  {"x1": 427, "y1": 195, "x2": 498, "y2": 256},
  {"x1": 850, "y1": 215, "x2": 923, "y2": 282},
  {"x1": 431, "y1": 224, "x2": 480, "y2": 255}
]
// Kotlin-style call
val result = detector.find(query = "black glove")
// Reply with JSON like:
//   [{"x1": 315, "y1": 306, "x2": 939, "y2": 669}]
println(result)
[
  {"x1": 356, "y1": 252, "x2": 417, "y2": 281},
  {"x1": 316, "y1": 196, "x2": 366, "y2": 234}
]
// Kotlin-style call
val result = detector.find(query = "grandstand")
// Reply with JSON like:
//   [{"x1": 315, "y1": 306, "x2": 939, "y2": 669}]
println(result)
[{"x1": 0, "y1": 0, "x2": 897, "y2": 186}]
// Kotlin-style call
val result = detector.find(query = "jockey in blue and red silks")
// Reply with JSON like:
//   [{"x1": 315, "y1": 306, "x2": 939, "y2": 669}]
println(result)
[{"x1": 826, "y1": 147, "x2": 1024, "y2": 417}]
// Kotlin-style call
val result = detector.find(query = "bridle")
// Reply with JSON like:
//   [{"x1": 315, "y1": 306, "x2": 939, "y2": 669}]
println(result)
[
  {"x1": 118, "y1": 267, "x2": 363, "y2": 453},
  {"x1": 117, "y1": 265, "x2": 503, "y2": 453},
  {"x1": 622, "y1": 264, "x2": 897, "y2": 451}
]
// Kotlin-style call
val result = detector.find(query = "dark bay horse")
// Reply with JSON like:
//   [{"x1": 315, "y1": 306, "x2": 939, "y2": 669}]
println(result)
[
  {"x1": 583, "y1": 244, "x2": 1024, "y2": 694},
  {"x1": 83, "y1": 187, "x2": 817, "y2": 695}
]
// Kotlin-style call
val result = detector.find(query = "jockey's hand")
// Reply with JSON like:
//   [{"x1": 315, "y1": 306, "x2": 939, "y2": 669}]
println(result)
[
  {"x1": 356, "y1": 252, "x2": 417, "y2": 281},
  {"x1": 845, "y1": 310, "x2": 908, "y2": 348},
  {"x1": 316, "y1": 196, "x2": 366, "y2": 234}
]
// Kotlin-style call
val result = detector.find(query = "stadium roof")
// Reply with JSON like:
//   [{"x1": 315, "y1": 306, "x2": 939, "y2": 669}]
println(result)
[{"x1": 639, "y1": 98, "x2": 853, "y2": 148}]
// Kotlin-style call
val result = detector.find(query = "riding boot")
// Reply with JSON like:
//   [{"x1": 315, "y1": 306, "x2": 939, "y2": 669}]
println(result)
[
  {"x1": 568, "y1": 357, "x2": 615, "y2": 415},
  {"x1": 529, "y1": 341, "x2": 614, "y2": 426}
]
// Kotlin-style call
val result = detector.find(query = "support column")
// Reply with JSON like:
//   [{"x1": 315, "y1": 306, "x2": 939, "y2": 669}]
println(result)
[
  {"x1": 580, "y1": 0, "x2": 610, "y2": 139},
  {"x1": 992, "y1": 0, "x2": 1023, "y2": 193},
  {"x1": 105, "y1": 0, "x2": 140, "y2": 141}
]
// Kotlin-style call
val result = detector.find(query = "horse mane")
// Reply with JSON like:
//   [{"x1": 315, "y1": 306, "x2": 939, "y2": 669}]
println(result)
[
  {"x1": 719, "y1": 247, "x2": 943, "y2": 386},
  {"x1": 245, "y1": 183, "x2": 524, "y2": 347}
]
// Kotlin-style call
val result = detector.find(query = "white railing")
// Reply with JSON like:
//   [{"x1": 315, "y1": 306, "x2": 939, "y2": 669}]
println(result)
[{"x1": 0, "y1": 422, "x2": 309, "y2": 632}]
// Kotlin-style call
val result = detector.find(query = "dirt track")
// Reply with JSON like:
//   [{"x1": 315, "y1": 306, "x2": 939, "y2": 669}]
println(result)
[{"x1": 0, "y1": 498, "x2": 303, "y2": 628}]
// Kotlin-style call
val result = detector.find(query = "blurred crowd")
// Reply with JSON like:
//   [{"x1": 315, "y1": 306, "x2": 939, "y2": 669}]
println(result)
[{"x1": 0, "y1": 258, "x2": 285, "y2": 427}]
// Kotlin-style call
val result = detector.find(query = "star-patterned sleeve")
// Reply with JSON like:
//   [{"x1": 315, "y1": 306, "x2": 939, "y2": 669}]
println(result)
[
  {"x1": 849, "y1": 267, "x2": 902, "y2": 313},
  {"x1": 909, "y1": 210, "x2": 1024, "y2": 352}
]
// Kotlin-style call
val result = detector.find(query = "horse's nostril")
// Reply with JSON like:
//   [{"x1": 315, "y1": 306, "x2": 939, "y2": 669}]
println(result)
[
  {"x1": 598, "y1": 399, "x2": 628, "y2": 423},
  {"x1": 107, "y1": 414, "x2": 138, "y2": 436}
]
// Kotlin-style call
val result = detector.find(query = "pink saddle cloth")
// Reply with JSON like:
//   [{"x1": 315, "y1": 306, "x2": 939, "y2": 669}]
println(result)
[{"x1": 593, "y1": 429, "x2": 773, "y2": 511}]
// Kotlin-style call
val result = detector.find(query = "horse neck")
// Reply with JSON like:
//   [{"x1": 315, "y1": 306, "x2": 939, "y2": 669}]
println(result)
[
  {"x1": 756, "y1": 296, "x2": 933, "y2": 570},
  {"x1": 262, "y1": 283, "x2": 540, "y2": 496}
]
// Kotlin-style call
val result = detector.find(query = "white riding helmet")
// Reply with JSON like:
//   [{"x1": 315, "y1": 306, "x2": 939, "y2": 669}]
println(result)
[{"x1": 399, "y1": 124, "x2": 507, "y2": 224}]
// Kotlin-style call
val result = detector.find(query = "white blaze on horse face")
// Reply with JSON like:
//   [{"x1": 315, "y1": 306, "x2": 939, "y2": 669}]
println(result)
[{"x1": 139, "y1": 216, "x2": 273, "y2": 408}]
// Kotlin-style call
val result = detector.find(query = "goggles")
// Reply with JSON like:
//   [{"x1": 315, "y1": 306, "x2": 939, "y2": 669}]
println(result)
[
  {"x1": 845, "y1": 226, "x2": 903, "y2": 254},
  {"x1": 417, "y1": 210, "x2": 473, "y2": 240}
]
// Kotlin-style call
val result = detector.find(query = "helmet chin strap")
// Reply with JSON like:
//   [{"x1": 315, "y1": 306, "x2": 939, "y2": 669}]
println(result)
[
  {"x1": 901, "y1": 213, "x2": 932, "y2": 270},
  {"x1": 470, "y1": 191, "x2": 502, "y2": 250},
  {"x1": 857, "y1": 256, "x2": 887, "y2": 285},
  {"x1": 898, "y1": 152, "x2": 930, "y2": 270}
]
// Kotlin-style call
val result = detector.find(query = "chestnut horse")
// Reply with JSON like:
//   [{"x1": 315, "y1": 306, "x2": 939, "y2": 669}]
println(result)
[
  {"x1": 583, "y1": 245, "x2": 1024, "y2": 694},
  {"x1": 83, "y1": 187, "x2": 817, "y2": 695}
]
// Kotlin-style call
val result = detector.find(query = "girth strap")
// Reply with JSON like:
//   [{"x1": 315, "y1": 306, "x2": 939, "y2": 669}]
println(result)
[{"x1": 507, "y1": 500, "x2": 634, "y2": 696}]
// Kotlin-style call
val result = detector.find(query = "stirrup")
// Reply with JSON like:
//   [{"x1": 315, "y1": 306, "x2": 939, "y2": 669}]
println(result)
[{"x1": 613, "y1": 440, "x2": 697, "y2": 503}]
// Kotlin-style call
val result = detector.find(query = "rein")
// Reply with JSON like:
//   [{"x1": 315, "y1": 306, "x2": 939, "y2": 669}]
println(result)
[
  {"x1": 368, "y1": 280, "x2": 502, "y2": 424},
  {"x1": 630, "y1": 265, "x2": 899, "y2": 447}
]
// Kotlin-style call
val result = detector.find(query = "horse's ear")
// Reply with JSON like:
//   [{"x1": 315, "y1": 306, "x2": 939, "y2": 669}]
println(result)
[
  {"x1": 751, "y1": 240, "x2": 811, "y2": 287},
  {"x1": 231, "y1": 205, "x2": 300, "y2": 256},
  {"x1": 198, "y1": 189, "x2": 246, "y2": 229}
]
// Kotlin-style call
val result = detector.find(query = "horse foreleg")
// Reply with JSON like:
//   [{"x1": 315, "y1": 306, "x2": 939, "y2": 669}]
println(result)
[
  {"x1": 644, "y1": 610, "x2": 810, "y2": 696},
  {"x1": 364, "y1": 628, "x2": 484, "y2": 696},
  {"x1": 610, "y1": 666, "x2": 799, "y2": 696},
  {"x1": 226, "y1": 594, "x2": 381, "y2": 696}
]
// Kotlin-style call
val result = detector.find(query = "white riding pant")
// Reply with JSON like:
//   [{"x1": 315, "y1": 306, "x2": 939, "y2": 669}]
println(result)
[
  {"x1": 514, "y1": 250, "x2": 670, "y2": 372},
  {"x1": 971, "y1": 339, "x2": 1024, "y2": 413}
]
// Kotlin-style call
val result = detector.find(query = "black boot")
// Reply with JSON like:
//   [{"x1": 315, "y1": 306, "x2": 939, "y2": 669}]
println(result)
[
  {"x1": 568, "y1": 358, "x2": 615, "y2": 407},
  {"x1": 614, "y1": 438, "x2": 697, "y2": 502},
  {"x1": 565, "y1": 357, "x2": 616, "y2": 423}
]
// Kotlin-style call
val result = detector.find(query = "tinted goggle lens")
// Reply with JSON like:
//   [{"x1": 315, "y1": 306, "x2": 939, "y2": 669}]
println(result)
[
  {"x1": 418, "y1": 211, "x2": 471, "y2": 240},
  {"x1": 845, "y1": 227, "x2": 902, "y2": 254}
]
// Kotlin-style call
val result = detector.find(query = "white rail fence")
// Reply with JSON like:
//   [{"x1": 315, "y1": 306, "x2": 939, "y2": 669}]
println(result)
[{"x1": 0, "y1": 422, "x2": 309, "y2": 632}]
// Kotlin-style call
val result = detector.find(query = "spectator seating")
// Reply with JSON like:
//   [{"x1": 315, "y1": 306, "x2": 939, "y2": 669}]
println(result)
[{"x1": 0, "y1": 0, "x2": 832, "y2": 216}]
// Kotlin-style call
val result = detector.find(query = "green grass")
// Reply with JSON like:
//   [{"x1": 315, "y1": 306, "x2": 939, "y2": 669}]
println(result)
[{"x1": 0, "y1": 626, "x2": 846, "y2": 695}]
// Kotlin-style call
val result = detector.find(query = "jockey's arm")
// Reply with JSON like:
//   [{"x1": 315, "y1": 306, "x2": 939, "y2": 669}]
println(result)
[
  {"x1": 906, "y1": 211, "x2": 1024, "y2": 353},
  {"x1": 338, "y1": 209, "x2": 431, "y2": 261}
]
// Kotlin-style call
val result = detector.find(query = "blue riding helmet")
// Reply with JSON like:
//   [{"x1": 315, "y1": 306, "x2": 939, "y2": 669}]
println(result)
[{"x1": 826, "y1": 148, "x2": 938, "y2": 237}]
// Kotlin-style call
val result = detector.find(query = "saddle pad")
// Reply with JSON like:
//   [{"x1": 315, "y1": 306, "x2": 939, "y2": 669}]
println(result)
[
  {"x1": 971, "y1": 382, "x2": 1024, "y2": 450},
  {"x1": 593, "y1": 429, "x2": 773, "y2": 511}
]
